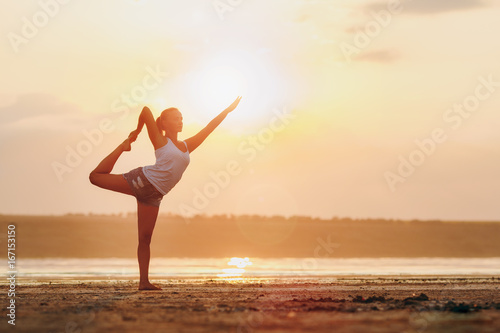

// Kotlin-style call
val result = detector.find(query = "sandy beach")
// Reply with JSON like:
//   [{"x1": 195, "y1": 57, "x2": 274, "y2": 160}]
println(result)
[{"x1": 2, "y1": 276, "x2": 500, "y2": 333}]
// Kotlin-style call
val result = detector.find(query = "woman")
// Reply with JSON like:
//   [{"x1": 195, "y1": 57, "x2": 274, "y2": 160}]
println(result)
[{"x1": 89, "y1": 96, "x2": 242, "y2": 290}]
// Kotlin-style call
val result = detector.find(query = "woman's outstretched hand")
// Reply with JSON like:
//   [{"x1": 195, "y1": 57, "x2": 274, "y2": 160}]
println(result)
[{"x1": 224, "y1": 96, "x2": 242, "y2": 113}]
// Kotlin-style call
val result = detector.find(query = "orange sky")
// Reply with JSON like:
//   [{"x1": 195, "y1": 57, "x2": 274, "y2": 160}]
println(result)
[{"x1": 1, "y1": 0, "x2": 500, "y2": 220}]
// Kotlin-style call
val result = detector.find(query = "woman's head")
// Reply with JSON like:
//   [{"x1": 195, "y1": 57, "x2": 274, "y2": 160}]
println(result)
[{"x1": 156, "y1": 108, "x2": 183, "y2": 135}]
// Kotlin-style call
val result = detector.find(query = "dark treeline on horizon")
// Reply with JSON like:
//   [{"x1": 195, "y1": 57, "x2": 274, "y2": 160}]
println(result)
[
  {"x1": 1, "y1": 214, "x2": 500, "y2": 259},
  {"x1": 1, "y1": 213, "x2": 498, "y2": 224}
]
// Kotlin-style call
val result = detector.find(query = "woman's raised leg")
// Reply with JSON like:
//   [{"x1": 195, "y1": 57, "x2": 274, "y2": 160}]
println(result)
[
  {"x1": 89, "y1": 137, "x2": 134, "y2": 195},
  {"x1": 137, "y1": 201, "x2": 161, "y2": 290}
]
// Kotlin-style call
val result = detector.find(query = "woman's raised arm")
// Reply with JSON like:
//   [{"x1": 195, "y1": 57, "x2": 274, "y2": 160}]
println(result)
[
  {"x1": 130, "y1": 106, "x2": 165, "y2": 150},
  {"x1": 185, "y1": 96, "x2": 242, "y2": 153}
]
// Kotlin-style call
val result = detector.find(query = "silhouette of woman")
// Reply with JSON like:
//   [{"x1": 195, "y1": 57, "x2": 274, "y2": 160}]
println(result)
[{"x1": 89, "y1": 96, "x2": 242, "y2": 290}]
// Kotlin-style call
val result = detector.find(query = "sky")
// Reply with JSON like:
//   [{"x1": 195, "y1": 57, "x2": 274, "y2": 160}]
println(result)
[{"x1": 1, "y1": 0, "x2": 500, "y2": 220}]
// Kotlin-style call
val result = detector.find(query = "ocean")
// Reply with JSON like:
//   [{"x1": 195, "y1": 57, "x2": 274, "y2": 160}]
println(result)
[{"x1": 8, "y1": 257, "x2": 500, "y2": 279}]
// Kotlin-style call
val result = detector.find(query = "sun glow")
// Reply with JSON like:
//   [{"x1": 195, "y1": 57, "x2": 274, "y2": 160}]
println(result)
[
  {"x1": 188, "y1": 49, "x2": 285, "y2": 127},
  {"x1": 149, "y1": 97, "x2": 167, "y2": 111},
  {"x1": 199, "y1": 65, "x2": 248, "y2": 109}
]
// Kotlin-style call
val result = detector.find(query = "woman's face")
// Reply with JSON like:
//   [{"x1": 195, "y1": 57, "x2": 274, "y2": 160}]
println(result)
[{"x1": 163, "y1": 109, "x2": 183, "y2": 133}]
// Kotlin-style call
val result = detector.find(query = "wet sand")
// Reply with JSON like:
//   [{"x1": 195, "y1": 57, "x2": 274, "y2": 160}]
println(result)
[{"x1": 2, "y1": 276, "x2": 500, "y2": 333}]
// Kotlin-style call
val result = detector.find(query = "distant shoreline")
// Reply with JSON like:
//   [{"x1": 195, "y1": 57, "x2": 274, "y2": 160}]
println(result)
[
  {"x1": 2, "y1": 214, "x2": 500, "y2": 258},
  {"x1": 2, "y1": 213, "x2": 500, "y2": 223}
]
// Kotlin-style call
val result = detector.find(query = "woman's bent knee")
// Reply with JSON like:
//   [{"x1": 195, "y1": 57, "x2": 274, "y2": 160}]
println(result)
[
  {"x1": 89, "y1": 172, "x2": 97, "y2": 185},
  {"x1": 89, "y1": 171, "x2": 104, "y2": 186}
]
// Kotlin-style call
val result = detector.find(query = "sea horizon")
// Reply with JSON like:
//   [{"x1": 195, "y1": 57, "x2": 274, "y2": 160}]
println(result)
[{"x1": 6, "y1": 257, "x2": 500, "y2": 280}]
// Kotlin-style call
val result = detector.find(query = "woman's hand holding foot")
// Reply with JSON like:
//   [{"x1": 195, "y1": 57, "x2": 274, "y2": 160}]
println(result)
[
  {"x1": 120, "y1": 130, "x2": 140, "y2": 152},
  {"x1": 120, "y1": 138, "x2": 133, "y2": 152},
  {"x1": 129, "y1": 129, "x2": 140, "y2": 143}
]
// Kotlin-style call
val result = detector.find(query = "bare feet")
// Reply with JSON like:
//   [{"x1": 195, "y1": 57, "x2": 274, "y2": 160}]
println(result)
[
  {"x1": 121, "y1": 131, "x2": 139, "y2": 152},
  {"x1": 138, "y1": 281, "x2": 162, "y2": 290},
  {"x1": 121, "y1": 138, "x2": 132, "y2": 152}
]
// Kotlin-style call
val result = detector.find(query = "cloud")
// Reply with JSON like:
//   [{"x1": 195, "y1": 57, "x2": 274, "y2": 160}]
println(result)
[
  {"x1": 0, "y1": 94, "x2": 96, "y2": 131},
  {"x1": 366, "y1": 0, "x2": 487, "y2": 15},
  {"x1": 356, "y1": 49, "x2": 400, "y2": 63},
  {"x1": 0, "y1": 94, "x2": 76, "y2": 123}
]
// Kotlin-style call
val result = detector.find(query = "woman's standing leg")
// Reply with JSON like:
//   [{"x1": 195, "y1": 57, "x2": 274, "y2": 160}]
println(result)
[{"x1": 137, "y1": 201, "x2": 161, "y2": 290}]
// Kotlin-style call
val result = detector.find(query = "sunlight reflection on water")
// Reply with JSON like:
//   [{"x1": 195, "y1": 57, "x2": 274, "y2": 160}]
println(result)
[{"x1": 8, "y1": 257, "x2": 500, "y2": 279}]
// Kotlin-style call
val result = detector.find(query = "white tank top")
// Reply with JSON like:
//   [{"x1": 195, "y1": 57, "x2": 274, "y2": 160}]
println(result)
[{"x1": 142, "y1": 138, "x2": 190, "y2": 195}]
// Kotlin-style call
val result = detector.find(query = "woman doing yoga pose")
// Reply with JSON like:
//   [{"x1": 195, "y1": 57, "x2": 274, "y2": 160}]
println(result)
[{"x1": 89, "y1": 96, "x2": 242, "y2": 290}]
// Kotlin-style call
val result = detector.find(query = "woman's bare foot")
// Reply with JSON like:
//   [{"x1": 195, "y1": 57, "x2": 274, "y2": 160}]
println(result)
[
  {"x1": 138, "y1": 281, "x2": 162, "y2": 290},
  {"x1": 120, "y1": 138, "x2": 132, "y2": 152},
  {"x1": 122, "y1": 130, "x2": 140, "y2": 152}
]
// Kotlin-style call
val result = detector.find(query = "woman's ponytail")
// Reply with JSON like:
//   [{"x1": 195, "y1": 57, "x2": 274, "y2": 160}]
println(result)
[{"x1": 156, "y1": 116, "x2": 163, "y2": 134}]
